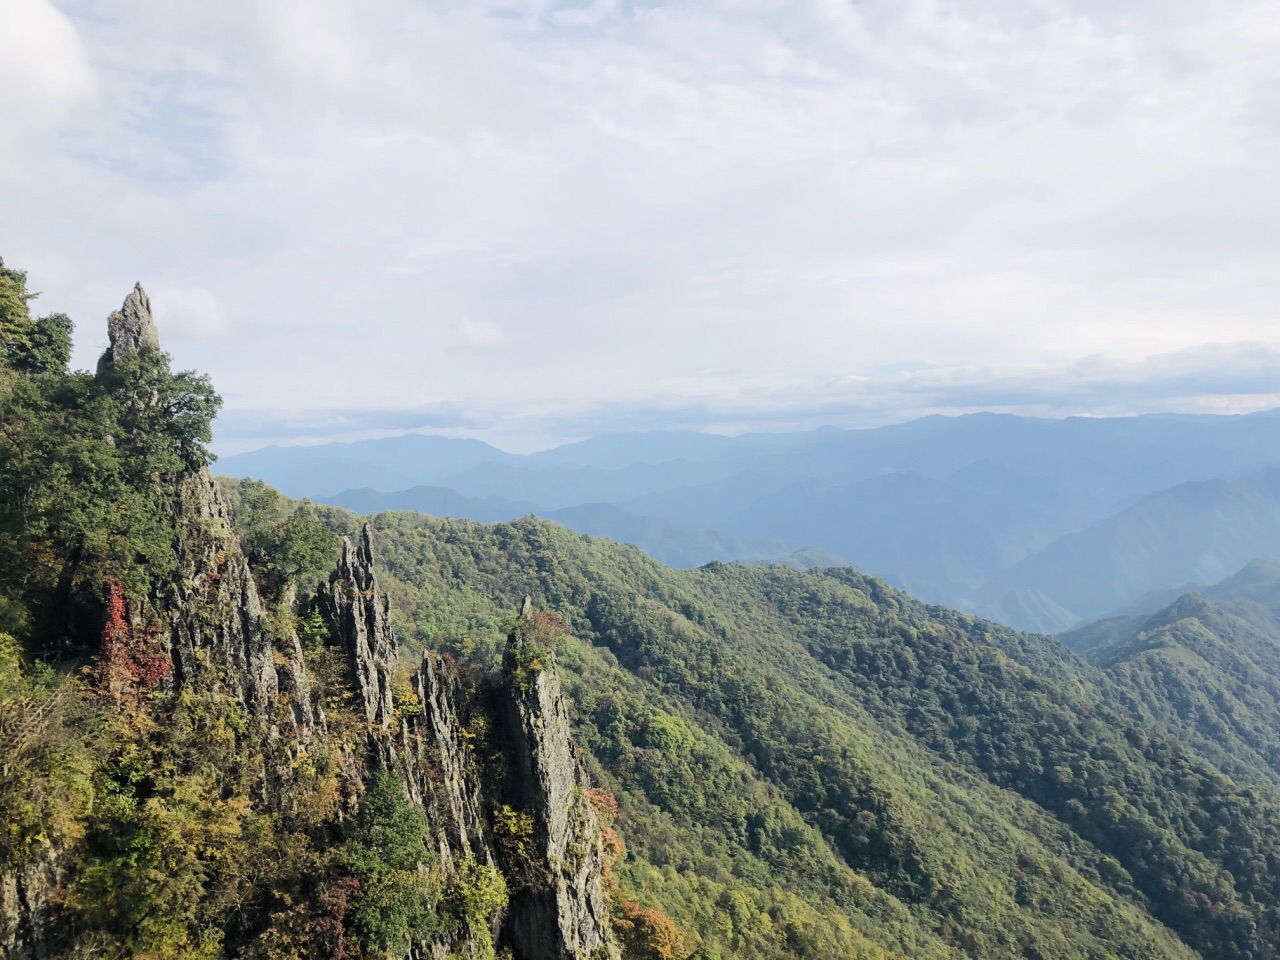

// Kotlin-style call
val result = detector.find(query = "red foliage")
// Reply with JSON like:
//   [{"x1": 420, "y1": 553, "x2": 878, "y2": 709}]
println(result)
[
  {"x1": 589, "y1": 788, "x2": 619, "y2": 823},
  {"x1": 102, "y1": 581, "x2": 129, "y2": 652},
  {"x1": 613, "y1": 898, "x2": 693, "y2": 960},
  {"x1": 533, "y1": 609, "x2": 570, "y2": 635},
  {"x1": 316, "y1": 876, "x2": 360, "y2": 960},
  {"x1": 99, "y1": 580, "x2": 172, "y2": 697}
]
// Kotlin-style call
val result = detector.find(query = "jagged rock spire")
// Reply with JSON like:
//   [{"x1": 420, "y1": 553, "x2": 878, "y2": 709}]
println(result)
[
  {"x1": 106, "y1": 283, "x2": 160, "y2": 361},
  {"x1": 320, "y1": 522, "x2": 397, "y2": 727},
  {"x1": 500, "y1": 598, "x2": 620, "y2": 960}
]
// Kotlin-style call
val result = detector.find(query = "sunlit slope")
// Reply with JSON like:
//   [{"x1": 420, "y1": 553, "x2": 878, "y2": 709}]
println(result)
[{"x1": 307, "y1": 506, "x2": 1280, "y2": 960}]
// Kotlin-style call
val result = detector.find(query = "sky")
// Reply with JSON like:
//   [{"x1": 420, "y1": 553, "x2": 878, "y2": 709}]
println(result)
[{"x1": 2, "y1": 0, "x2": 1278, "y2": 454}]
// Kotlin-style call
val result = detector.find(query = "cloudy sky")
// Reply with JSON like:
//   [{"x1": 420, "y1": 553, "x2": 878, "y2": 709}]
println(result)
[{"x1": 2, "y1": 0, "x2": 1278, "y2": 453}]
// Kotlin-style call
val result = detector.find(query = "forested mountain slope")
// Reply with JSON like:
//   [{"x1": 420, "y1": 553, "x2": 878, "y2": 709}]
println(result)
[
  {"x1": 1059, "y1": 560, "x2": 1280, "y2": 789},
  {"x1": 262, "y1": 497, "x2": 1280, "y2": 960}
]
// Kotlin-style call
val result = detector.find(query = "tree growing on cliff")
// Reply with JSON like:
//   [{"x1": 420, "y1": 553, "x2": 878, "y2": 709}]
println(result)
[
  {"x1": 0, "y1": 261, "x2": 221, "y2": 653},
  {"x1": 340, "y1": 770, "x2": 442, "y2": 957}
]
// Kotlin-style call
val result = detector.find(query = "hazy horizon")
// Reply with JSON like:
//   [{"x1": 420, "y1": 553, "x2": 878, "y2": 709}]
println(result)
[{"x1": 211, "y1": 403, "x2": 1280, "y2": 459}]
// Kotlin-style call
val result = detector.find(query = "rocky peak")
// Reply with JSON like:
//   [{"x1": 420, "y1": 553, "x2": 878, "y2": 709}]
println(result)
[
  {"x1": 499, "y1": 601, "x2": 620, "y2": 960},
  {"x1": 319, "y1": 523, "x2": 397, "y2": 728},
  {"x1": 405, "y1": 652, "x2": 497, "y2": 875},
  {"x1": 157, "y1": 471, "x2": 278, "y2": 721},
  {"x1": 105, "y1": 283, "x2": 160, "y2": 361}
]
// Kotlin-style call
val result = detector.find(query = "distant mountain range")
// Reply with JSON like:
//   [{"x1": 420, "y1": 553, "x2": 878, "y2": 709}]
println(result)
[{"x1": 216, "y1": 410, "x2": 1280, "y2": 631}]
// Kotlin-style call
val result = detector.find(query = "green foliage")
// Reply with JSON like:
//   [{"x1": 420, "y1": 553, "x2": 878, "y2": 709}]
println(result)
[
  {"x1": 331, "y1": 509, "x2": 1280, "y2": 960},
  {"x1": 0, "y1": 257, "x2": 36, "y2": 364},
  {"x1": 0, "y1": 264, "x2": 221, "y2": 651},
  {"x1": 492, "y1": 804, "x2": 539, "y2": 886},
  {"x1": 445, "y1": 853, "x2": 509, "y2": 957},
  {"x1": 0, "y1": 632, "x2": 96, "y2": 872},
  {"x1": 643, "y1": 711, "x2": 694, "y2": 756},
  {"x1": 506, "y1": 615, "x2": 555, "y2": 692},
  {"x1": 297, "y1": 605, "x2": 331, "y2": 653},
  {"x1": 224, "y1": 478, "x2": 340, "y2": 600},
  {"x1": 21, "y1": 312, "x2": 73, "y2": 376},
  {"x1": 1089, "y1": 595, "x2": 1280, "y2": 787},
  {"x1": 341, "y1": 770, "x2": 442, "y2": 957}
]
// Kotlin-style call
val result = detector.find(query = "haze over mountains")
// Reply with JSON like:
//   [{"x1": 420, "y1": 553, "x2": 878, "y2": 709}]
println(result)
[{"x1": 217, "y1": 410, "x2": 1280, "y2": 632}]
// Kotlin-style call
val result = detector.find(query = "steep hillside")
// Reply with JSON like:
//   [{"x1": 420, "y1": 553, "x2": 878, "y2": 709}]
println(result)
[
  {"x1": 1089, "y1": 595, "x2": 1280, "y2": 787},
  {"x1": 282, "y1": 501, "x2": 1280, "y2": 960},
  {"x1": 1058, "y1": 561, "x2": 1280, "y2": 789},
  {"x1": 1059, "y1": 557, "x2": 1280, "y2": 656}
]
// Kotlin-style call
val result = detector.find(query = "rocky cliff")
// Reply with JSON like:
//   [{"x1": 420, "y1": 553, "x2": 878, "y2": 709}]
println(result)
[
  {"x1": 0, "y1": 286, "x2": 621, "y2": 960},
  {"x1": 317, "y1": 524, "x2": 619, "y2": 958},
  {"x1": 501, "y1": 601, "x2": 619, "y2": 960}
]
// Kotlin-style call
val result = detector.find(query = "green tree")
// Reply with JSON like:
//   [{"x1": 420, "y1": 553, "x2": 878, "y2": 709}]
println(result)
[
  {"x1": 0, "y1": 257, "x2": 35, "y2": 363},
  {"x1": 340, "y1": 770, "x2": 441, "y2": 957}
]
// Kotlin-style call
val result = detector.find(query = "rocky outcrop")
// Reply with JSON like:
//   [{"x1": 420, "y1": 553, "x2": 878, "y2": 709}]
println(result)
[
  {"x1": 403, "y1": 653, "x2": 496, "y2": 874},
  {"x1": 0, "y1": 847, "x2": 62, "y2": 960},
  {"x1": 275, "y1": 587, "x2": 319, "y2": 739},
  {"x1": 99, "y1": 282, "x2": 160, "y2": 370},
  {"x1": 156, "y1": 470, "x2": 279, "y2": 720},
  {"x1": 499, "y1": 602, "x2": 620, "y2": 960},
  {"x1": 311, "y1": 539, "x2": 619, "y2": 960},
  {"x1": 318, "y1": 525, "x2": 396, "y2": 729}
]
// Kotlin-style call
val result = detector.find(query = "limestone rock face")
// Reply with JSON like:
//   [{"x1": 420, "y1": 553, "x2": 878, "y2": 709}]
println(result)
[
  {"x1": 156, "y1": 470, "x2": 279, "y2": 719},
  {"x1": 499, "y1": 606, "x2": 620, "y2": 960},
  {"x1": 402, "y1": 652, "x2": 497, "y2": 874},
  {"x1": 0, "y1": 846, "x2": 62, "y2": 960},
  {"x1": 90, "y1": 285, "x2": 278, "y2": 719},
  {"x1": 104, "y1": 282, "x2": 161, "y2": 363},
  {"x1": 317, "y1": 524, "x2": 397, "y2": 729}
]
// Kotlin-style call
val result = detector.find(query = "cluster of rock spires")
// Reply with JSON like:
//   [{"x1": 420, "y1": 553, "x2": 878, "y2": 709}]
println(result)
[
  {"x1": 321, "y1": 528, "x2": 618, "y2": 960},
  {"x1": 1, "y1": 286, "x2": 620, "y2": 960}
]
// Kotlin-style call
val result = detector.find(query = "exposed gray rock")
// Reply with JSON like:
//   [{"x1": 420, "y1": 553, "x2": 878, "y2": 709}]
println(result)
[
  {"x1": 275, "y1": 586, "x2": 319, "y2": 741},
  {"x1": 104, "y1": 282, "x2": 160, "y2": 363},
  {"x1": 318, "y1": 523, "x2": 397, "y2": 729},
  {"x1": 0, "y1": 845, "x2": 63, "y2": 960},
  {"x1": 94, "y1": 286, "x2": 279, "y2": 722},
  {"x1": 499, "y1": 602, "x2": 619, "y2": 960},
  {"x1": 155, "y1": 470, "x2": 279, "y2": 721},
  {"x1": 402, "y1": 652, "x2": 497, "y2": 875}
]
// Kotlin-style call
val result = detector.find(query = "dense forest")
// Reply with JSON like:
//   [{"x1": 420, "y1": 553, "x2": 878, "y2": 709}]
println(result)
[{"x1": 5, "y1": 259, "x2": 1280, "y2": 960}]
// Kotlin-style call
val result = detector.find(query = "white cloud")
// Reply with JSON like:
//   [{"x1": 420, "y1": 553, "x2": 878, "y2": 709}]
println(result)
[
  {"x1": 151, "y1": 286, "x2": 231, "y2": 340},
  {"x1": 455, "y1": 319, "x2": 508, "y2": 351},
  {"x1": 207, "y1": 339, "x2": 1280, "y2": 454},
  {"x1": 1, "y1": 0, "x2": 1277, "y2": 450},
  {"x1": 0, "y1": 0, "x2": 95, "y2": 157}
]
